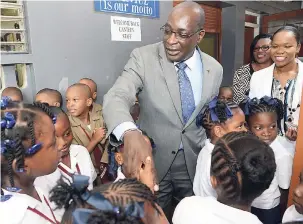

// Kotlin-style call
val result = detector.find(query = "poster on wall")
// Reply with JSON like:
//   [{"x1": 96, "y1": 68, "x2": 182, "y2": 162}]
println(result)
[
  {"x1": 94, "y1": 0, "x2": 159, "y2": 18},
  {"x1": 111, "y1": 16, "x2": 141, "y2": 41}
]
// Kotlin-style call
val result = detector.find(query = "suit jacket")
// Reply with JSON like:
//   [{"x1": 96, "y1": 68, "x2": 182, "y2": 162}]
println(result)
[{"x1": 103, "y1": 42, "x2": 223, "y2": 181}]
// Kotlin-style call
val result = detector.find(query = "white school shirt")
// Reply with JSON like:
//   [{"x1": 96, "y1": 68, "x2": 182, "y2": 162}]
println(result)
[
  {"x1": 114, "y1": 167, "x2": 126, "y2": 182},
  {"x1": 282, "y1": 205, "x2": 303, "y2": 223},
  {"x1": 252, "y1": 136, "x2": 293, "y2": 209},
  {"x1": 57, "y1": 144, "x2": 97, "y2": 190},
  {"x1": 193, "y1": 139, "x2": 217, "y2": 197},
  {"x1": 173, "y1": 196, "x2": 262, "y2": 224},
  {"x1": 112, "y1": 49, "x2": 203, "y2": 140},
  {"x1": 0, "y1": 187, "x2": 58, "y2": 224}
]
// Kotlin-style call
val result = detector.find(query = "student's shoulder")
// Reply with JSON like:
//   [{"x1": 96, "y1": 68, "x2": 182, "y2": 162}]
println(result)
[
  {"x1": 92, "y1": 103, "x2": 102, "y2": 113},
  {"x1": 173, "y1": 196, "x2": 213, "y2": 223},
  {"x1": 70, "y1": 144, "x2": 89, "y2": 156},
  {"x1": 0, "y1": 191, "x2": 37, "y2": 223},
  {"x1": 271, "y1": 136, "x2": 293, "y2": 159}
]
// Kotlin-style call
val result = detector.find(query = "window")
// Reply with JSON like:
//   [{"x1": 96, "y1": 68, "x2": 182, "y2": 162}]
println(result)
[
  {"x1": 1, "y1": 0, "x2": 27, "y2": 53},
  {"x1": 198, "y1": 33, "x2": 219, "y2": 60}
]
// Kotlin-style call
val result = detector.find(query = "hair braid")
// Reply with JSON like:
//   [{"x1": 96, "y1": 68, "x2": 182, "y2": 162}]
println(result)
[
  {"x1": 1, "y1": 101, "x2": 55, "y2": 188},
  {"x1": 211, "y1": 131, "x2": 276, "y2": 204},
  {"x1": 202, "y1": 100, "x2": 239, "y2": 138},
  {"x1": 96, "y1": 178, "x2": 160, "y2": 214},
  {"x1": 33, "y1": 102, "x2": 55, "y2": 120},
  {"x1": 246, "y1": 97, "x2": 284, "y2": 131},
  {"x1": 87, "y1": 210, "x2": 143, "y2": 224}
]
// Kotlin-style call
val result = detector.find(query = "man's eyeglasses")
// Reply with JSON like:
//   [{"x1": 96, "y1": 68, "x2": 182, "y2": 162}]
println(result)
[
  {"x1": 253, "y1": 46, "x2": 270, "y2": 52},
  {"x1": 160, "y1": 25, "x2": 203, "y2": 40}
]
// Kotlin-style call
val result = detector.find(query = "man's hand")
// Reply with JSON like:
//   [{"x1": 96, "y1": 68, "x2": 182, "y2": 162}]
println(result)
[
  {"x1": 123, "y1": 130, "x2": 158, "y2": 191},
  {"x1": 286, "y1": 128, "x2": 297, "y2": 141},
  {"x1": 139, "y1": 156, "x2": 159, "y2": 193}
]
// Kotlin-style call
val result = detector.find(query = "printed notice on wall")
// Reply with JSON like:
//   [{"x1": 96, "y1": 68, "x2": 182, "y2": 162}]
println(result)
[{"x1": 111, "y1": 16, "x2": 141, "y2": 42}]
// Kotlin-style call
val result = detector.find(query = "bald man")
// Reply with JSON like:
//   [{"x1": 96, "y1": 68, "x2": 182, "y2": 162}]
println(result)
[
  {"x1": 103, "y1": 2, "x2": 223, "y2": 219},
  {"x1": 66, "y1": 83, "x2": 108, "y2": 184},
  {"x1": 2, "y1": 87, "x2": 23, "y2": 102},
  {"x1": 79, "y1": 78, "x2": 98, "y2": 101}
]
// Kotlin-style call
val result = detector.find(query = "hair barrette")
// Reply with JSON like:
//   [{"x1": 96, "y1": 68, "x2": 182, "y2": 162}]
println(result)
[
  {"x1": 25, "y1": 143, "x2": 42, "y2": 155},
  {"x1": 1, "y1": 96, "x2": 11, "y2": 109},
  {"x1": 6, "y1": 186, "x2": 22, "y2": 193}
]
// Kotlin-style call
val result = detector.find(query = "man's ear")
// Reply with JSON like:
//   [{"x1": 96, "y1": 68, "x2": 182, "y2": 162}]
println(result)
[{"x1": 115, "y1": 152, "x2": 124, "y2": 166}]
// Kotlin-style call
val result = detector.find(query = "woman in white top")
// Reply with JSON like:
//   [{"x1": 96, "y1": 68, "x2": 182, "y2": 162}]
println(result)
[
  {"x1": 283, "y1": 170, "x2": 303, "y2": 223},
  {"x1": 0, "y1": 101, "x2": 61, "y2": 224},
  {"x1": 249, "y1": 26, "x2": 302, "y2": 156},
  {"x1": 242, "y1": 96, "x2": 293, "y2": 224},
  {"x1": 193, "y1": 98, "x2": 247, "y2": 197},
  {"x1": 173, "y1": 131, "x2": 276, "y2": 224}
]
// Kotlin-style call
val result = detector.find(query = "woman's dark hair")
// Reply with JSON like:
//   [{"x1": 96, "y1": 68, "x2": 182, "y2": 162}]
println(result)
[
  {"x1": 240, "y1": 96, "x2": 284, "y2": 132},
  {"x1": 250, "y1": 33, "x2": 272, "y2": 63},
  {"x1": 202, "y1": 100, "x2": 239, "y2": 139},
  {"x1": 1, "y1": 100, "x2": 55, "y2": 188},
  {"x1": 50, "y1": 178, "x2": 157, "y2": 224},
  {"x1": 211, "y1": 131, "x2": 276, "y2": 205},
  {"x1": 273, "y1": 25, "x2": 301, "y2": 45}
]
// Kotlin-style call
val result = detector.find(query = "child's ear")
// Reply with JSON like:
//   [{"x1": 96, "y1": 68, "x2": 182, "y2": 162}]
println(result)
[
  {"x1": 210, "y1": 176, "x2": 218, "y2": 189},
  {"x1": 86, "y1": 98, "x2": 93, "y2": 107},
  {"x1": 54, "y1": 102, "x2": 61, "y2": 107},
  {"x1": 213, "y1": 125, "x2": 225, "y2": 138},
  {"x1": 12, "y1": 158, "x2": 30, "y2": 175},
  {"x1": 92, "y1": 92, "x2": 97, "y2": 101},
  {"x1": 115, "y1": 152, "x2": 124, "y2": 166}
]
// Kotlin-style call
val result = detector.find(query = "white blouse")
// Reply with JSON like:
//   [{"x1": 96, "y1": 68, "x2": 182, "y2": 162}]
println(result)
[
  {"x1": 173, "y1": 196, "x2": 262, "y2": 224},
  {"x1": 193, "y1": 139, "x2": 216, "y2": 197},
  {"x1": 0, "y1": 187, "x2": 58, "y2": 224}
]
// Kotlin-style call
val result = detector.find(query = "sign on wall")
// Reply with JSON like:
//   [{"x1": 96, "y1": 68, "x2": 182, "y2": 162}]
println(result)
[
  {"x1": 94, "y1": 0, "x2": 159, "y2": 18},
  {"x1": 111, "y1": 16, "x2": 141, "y2": 41}
]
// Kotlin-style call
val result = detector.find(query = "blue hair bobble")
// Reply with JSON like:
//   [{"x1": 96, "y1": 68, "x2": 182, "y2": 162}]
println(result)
[
  {"x1": 208, "y1": 96, "x2": 233, "y2": 122},
  {"x1": 1, "y1": 96, "x2": 11, "y2": 109},
  {"x1": 25, "y1": 143, "x2": 42, "y2": 156},
  {"x1": 1, "y1": 112, "x2": 16, "y2": 129}
]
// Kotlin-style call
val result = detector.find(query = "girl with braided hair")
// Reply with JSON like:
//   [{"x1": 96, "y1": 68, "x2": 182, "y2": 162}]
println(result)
[
  {"x1": 49, "y1": 174, "x2": 168, "y2": 224},
  {"x1": 0, "y1": 98, "x2": 61, "y2": 223},
  {"x1": 173, "y1": 131, "x2": 276, "y2": 224},
  {"x1": 243, "y1": 96, "x2": 293, "y2": 224},
  {"x1": 193, "y1": 96, "x2": 247, "y2": 197}
]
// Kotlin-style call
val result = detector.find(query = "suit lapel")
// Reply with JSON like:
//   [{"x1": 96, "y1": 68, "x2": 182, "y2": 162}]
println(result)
[
  {"x1": 158, "y1": 43, "x2": 183, "y2": 123},
  {"x1": 184, "y1": 50, "x2": 211, "y2": 129}
]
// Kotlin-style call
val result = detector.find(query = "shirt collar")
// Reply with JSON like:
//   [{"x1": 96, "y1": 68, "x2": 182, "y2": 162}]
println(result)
[{"x1": 174, "y1": 48, "x2": 200, "y2": 71}]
